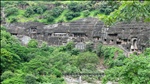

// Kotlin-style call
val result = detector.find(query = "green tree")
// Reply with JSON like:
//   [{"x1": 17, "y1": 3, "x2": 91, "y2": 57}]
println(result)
[
  {"x1": 24, "y1": 7, "x2": 34, "y2": 17},
  {"x1": 68, "y1": 2, "x2": 83, "y2": 12},
  {"x1": 96, "y1": 43, "x2": 104, "y2": 57},
  {"x1": 47, "y1": 16, "x2": 55, "y2": 23},
  {"x1": 65, "y1": 41, "x2": 75, "y2": 51},
  {"x1": 27, "y1": 39, "x2": 38, "y2": 48},
  {"x1": 65, "y1": 11, "x2": 80, "y2": 20},
  {"x1": 17, "y1": 1, "x2": 29, "y2": 9},
  {"x1": 1, "y1": 48, "x2": 21, "y2": 72},
  {"x1": 85, "y1": 42, "x2": 94, "y2": 52},
  {"x1": 77, "y1": 52, "x2": 99, "y2": 70},
  {"x1": 51, "y1": 7, "x2": 64, "y2": 18},
  {"x1": 70, "y1": 48, "x2": 80, "y2": 56},
  {"x1": 102, "y1": 1, "x2": 150, "y2": 26},
  {"x1": 9, "y1": 17, "x2": 18, "y2": 23},
  {"x1": 102, "y1": 55, "x2": 150, "y2": 84},
  {"x1": 5, "y1": 7, "x2": 18, "y2": 17},
  {"x1": 98, "y1": 1, "x2": 120, "y2": 15},
  {"x1": 25, "y1": 74, "x2": 37, "y2": 84},
  {"x1": 143, "y1": 48, "x2": 150, "y2": 56},
  {"x1": 1, "y1": 71, "x2": 14, "y2": 81},
  {"x1": 83, "y1": 10, "x2": 90, "y2": 17}
]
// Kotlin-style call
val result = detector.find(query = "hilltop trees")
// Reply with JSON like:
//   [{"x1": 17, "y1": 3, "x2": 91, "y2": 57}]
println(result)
[
  {"x1": 24, "y1": 4, "x2": 47, "y2": 17},
  {"x1": 1, "y1": 1, "x2": 122, "y2": 24},
  {"x1": 102, "y1": 1, "x2": 150, "y2": 26}
]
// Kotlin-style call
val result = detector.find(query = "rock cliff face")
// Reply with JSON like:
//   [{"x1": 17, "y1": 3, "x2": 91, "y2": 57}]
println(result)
[{"x1": 3, "y1": 17, "x2": 150, "y2": 52}]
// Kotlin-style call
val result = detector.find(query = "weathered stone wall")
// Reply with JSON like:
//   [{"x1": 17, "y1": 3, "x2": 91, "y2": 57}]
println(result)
[
  {"x1": 3, "y1": 17, "x2": 150, "y2": 52},
  {"x1": 104, "y1": 21, "x2": 150, "y2": 52}
]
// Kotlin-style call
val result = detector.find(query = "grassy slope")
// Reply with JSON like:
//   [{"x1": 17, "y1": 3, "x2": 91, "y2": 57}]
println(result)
[{"x1": 5, "y1": 1, "x2": 106, "y2": 24}]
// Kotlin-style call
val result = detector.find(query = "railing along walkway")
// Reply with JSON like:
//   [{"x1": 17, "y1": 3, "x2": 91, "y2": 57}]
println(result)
[{"x1": 63, "y1": 72, "x2": 104, "y2": 84}]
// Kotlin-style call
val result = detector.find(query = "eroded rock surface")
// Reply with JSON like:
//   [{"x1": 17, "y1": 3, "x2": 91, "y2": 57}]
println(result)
[{"x1": 3, "y1": 17, "x2": 150, "y2": 53}]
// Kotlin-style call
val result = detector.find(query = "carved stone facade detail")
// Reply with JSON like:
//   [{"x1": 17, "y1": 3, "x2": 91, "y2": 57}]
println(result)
[{"x1": 3, "y1": 17, "x2": 150, "y2": 52}]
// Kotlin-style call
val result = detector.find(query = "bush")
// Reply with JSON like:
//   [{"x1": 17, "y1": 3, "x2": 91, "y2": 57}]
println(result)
[
  {"x1": 65, "y1": 11, "x2": 80, "y2": 20},
  {"x1": 98, "y1": 1, "x2": 120, "y2": 15},
  {"x1": 70, "y1": 48, "x2": 80, "y2": 55},
  {"x1": 65, "y1": 41, "x2": 75, "y2": 51},
  {"x1": 5, "y1": 7, "x2": 18, "y2": 17},
  {"x1": 58, "y1": 19, "x2": 64, "y2": 23},
  {"x1": 102, "y1": 55, "x2": 150, "y2": 84},
  {"x1": 83, "y1": 10, "x2": 90, "y2": 17},
  {"x1": 65, "y1": 12, "x2": 74, "y2": 20},
  {"x1": 68, "y1": 2, "x2": 83, "y2": 12},
  {"x1": 9, "y1": 17, "x2": 18, "y2": 23},
  {"x1": 77, "y1": 52, "x2": 99, "y2": 69},
  {"x1": 54, "y1": 1, "x2": 61, "y2": 6},
  {"x1": 52, "y1": 68, "x2": 62, "y2": 78},
  {"x1": 25, "y1": 74, "x2": 37, "y2": 84},
  {"x1": 51, "y1": 7, "x2": 64, "y2": 17},
  {"x1": 47, "y1": 16, "x2": 55, "y2": 23},
  {"x1": 24, "y1": 5, "x2": 47, "y2": 17},
  {"x1": 85, "y1": 42, "x2": 94, "y2": 52},
  {"x1": 1, "y1": 71, "x2": 14, "y2": 81},
  {"x1": 27, "y1": 39, "x2": 38, "y2": 48},
  {"x1": 24, "y1": 7, "x2": 34, "y2": 17},
  {"x1": 96, "y1": 43, "x2": 104, "y2": 57}
]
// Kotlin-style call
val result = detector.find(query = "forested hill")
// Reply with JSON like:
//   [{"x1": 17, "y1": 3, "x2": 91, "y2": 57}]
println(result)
[
  {"x1": 1, "y1": 1, "x2": 150, "y2": 84},
  {"x1": 1, "y1": 1, "x2": 150, "y2": 25},
  {"x1": 1, "y1": 1, "x2": 120, "y2": 24}
]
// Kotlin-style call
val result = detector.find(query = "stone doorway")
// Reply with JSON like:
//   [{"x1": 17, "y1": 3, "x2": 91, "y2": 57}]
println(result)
[{"x1": 130, "y1": 38, "x2": 138, "y2": 52}]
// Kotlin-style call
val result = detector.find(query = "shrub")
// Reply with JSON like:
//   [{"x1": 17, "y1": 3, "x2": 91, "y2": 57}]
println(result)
[
  {"x1": 9, "y1": 17, "x2": 18, "y2": 23},
  {"x1": 65, "y1": 11, "x2": 80, "y2": 20},
  {"x1": 70, "y1": 48, "x2": 80, "y2": 55},
  {"x1": 68, "y1": 2, "x2": 83, "y2": 12},
  {"x1": 1, "y1": 71, "x2": 14, "y2": 81},
  {"x1": 27, "y1": 39, "x2": 38, "y2": 48},
  {"x1": 24, "y1": 7, "x2": 34, "y2": 17},
  {"x1": 24, "y1": 5, "x2": 47, "y2": 17},
  {"x1": 85, "y1": 42, "x2": 94, "y2": 52},
  {"x1": 98, "y1": 1, "x2": 120, "y2": 15},
  {"x1": 52, "y1": 68, "x2": 62, "y2": 78},
  {"x1": 77, "y1": 52, "x2": 99, "y2": 69},
  {"x1": 54, "y1": 1, "x2": 62, "y2": 6},
  {"x1": 47, "y1": 16, "x2": 54, "y2": 23},
  {"x1": 65, "y1": 41, "x2": 75, "y2": 51},
  {"x1": 51, "y1": 7, "x2": 64, "y2": 17},
  {"x1": 96, "y1": 43, "x2": 104, "y2": 57},
  {"x1": 83, "y1": 10, "x2": 90, "y2": 17},
  {"x1": 25, "y1": 74, "x2": 37, "y2": 84},
  {"x1": 5, "y1": 7, "x2": 18, "y2": 17}
]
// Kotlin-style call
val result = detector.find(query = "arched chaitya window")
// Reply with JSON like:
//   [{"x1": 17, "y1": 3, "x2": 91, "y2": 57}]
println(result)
[{"x1": 130, "y1": 38, "x2": 138, "y2": 52}]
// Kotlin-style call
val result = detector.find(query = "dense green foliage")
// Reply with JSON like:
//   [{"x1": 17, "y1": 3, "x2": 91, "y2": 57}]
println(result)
[
  {"x1": 0, "y1": 26, "x2": 100, "y2": 83},
  {"x1": 101, "y1": 1, "x2": 150, "y2": 26},
  {"x1": 95, "y1": 43, "x2": 150, "y2": 84},
  {"x1": 1, "y1": 1, "x2": 121, "y2": 24},
  {"x1": 1, "y1": 1, "x2": 150, "y2": 84},
  {"x1": 102, "y1": 53, "x2": 150, "y2": 84},
  {"x1": 1, "y1": 26, "x2": 150, "y2": 83}
]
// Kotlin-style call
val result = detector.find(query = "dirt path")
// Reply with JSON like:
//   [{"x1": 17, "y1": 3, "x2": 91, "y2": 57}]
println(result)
[{"x1": 97, "y1": 56, "x2": 107, "y2": 72}]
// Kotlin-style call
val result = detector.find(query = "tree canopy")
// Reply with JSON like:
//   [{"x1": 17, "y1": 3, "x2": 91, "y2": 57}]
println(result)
[{"x1": 101, "y1": 1, "x2": 150, "y2": 26}]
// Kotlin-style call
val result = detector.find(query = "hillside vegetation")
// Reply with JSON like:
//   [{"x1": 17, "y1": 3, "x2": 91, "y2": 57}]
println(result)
[
  {"x1": 1, "y1": 1, "x2": 150, "y2": 26},
  {"x1": 1, "y1": 1, "x2": 150, "y2": 84},
  {"x1": 1, "y1": 26, "x2": 150, "y2": 83},
  {"x1": 1, "y1": 1, "x2": 120, "y2": 24}
]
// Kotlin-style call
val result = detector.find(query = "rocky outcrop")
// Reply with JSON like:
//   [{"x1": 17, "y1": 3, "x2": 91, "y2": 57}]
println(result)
[{"x1": 3, "y1": 17, "x2": 150, "y2": 52}]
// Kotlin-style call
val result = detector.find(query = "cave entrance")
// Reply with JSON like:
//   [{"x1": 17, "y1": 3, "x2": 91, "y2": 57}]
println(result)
[{"x1": 130, "y1": 38, "x2": 138, "y2": 52}]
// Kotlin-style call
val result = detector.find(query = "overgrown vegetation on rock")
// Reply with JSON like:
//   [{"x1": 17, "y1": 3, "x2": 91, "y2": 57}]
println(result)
[{"x1": 1, "y1": 1, "x2": 150, "y2": 84}]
